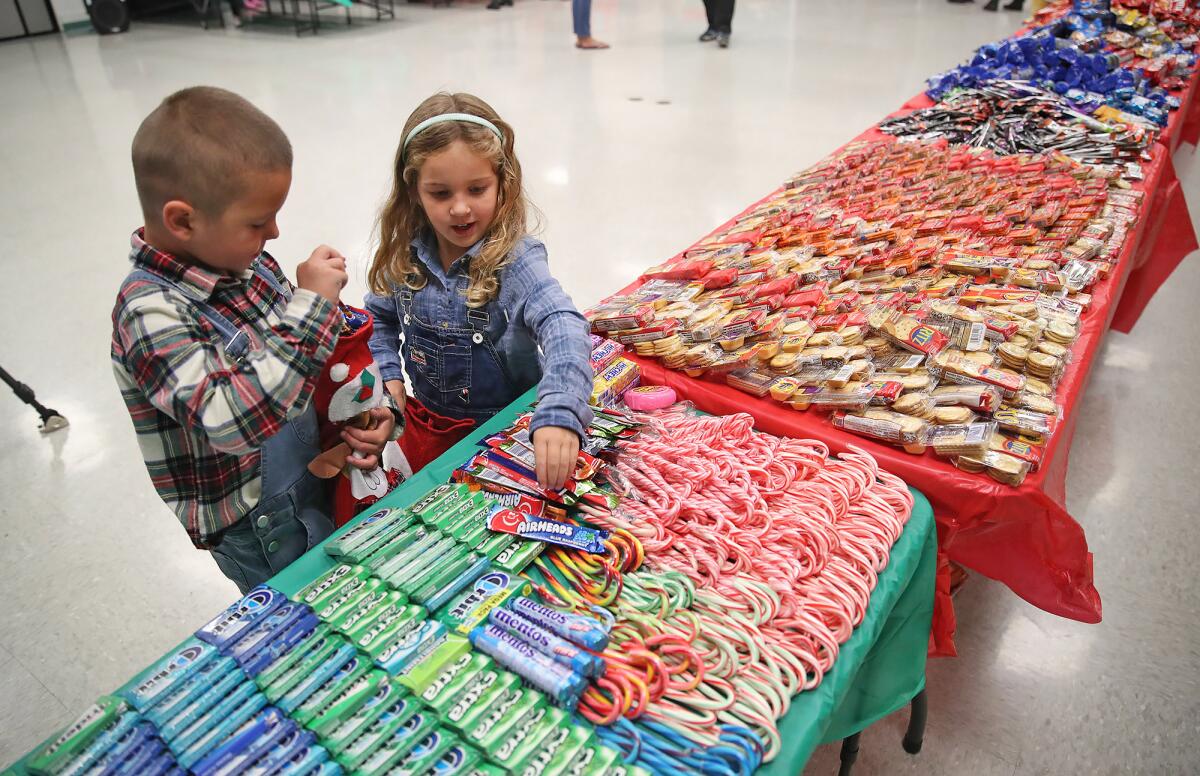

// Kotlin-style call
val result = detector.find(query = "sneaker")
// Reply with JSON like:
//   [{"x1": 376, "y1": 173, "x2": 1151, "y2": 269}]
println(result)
[
  {"x1": 699, "y1": 28, "x2": 718, "y2": 42},
  {"x1": 717, "y1": 32, "x2": 729, "y2": 48},
  {"x1": 486, "y1": 0, "x2": 502, "y2": 8}
]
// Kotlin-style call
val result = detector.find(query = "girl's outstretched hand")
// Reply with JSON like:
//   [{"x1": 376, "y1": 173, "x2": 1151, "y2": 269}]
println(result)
[{"x1": 533, "y1": 426, "x2": 580, "y2": 491}]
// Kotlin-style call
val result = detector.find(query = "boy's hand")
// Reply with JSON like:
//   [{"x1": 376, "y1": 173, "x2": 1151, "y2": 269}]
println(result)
[
  {"x1": 533, "y1": 426, "x2": 580, "y2": 491},
  {"x1": 297, "y1": 245, "x2": 348, "y2": 303},
  {"x1": 385, "y1": 380, "x2": 407, "y2": 415},
  {"x1": 341, "y1": 407, "x2": 395, "y2": 470}
]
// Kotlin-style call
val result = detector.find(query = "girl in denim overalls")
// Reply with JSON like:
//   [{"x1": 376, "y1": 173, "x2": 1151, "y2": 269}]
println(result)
[{"x1": 365, "y1": 93, "x2": 593, "y2": 489}]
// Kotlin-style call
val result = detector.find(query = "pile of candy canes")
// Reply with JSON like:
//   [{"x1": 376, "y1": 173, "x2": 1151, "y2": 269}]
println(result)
[{"x1": 523, "y1": 403, "x2": 914, "y2": 769}]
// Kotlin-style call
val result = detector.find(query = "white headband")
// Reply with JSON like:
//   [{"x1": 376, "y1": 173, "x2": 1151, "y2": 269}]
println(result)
[{"x1": 402, "y1": 113, "x2": 504, "y2": 158}]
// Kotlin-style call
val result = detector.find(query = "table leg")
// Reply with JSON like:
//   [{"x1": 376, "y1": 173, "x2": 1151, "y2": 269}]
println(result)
[
  {"x1": 902, "y1": 688, "x2": 928, "y2": 755},
  {"x1": 838, "y1": 732, "x2": 861, "y2": 776}
]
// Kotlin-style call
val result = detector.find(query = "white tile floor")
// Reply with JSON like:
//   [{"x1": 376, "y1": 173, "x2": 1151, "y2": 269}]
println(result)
[{"x1": 1, "y1": 0, "x2": 1197, "y2": 772}]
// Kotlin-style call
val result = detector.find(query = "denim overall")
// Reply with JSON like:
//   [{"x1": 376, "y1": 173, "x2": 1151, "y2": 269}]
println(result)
[
  {"x1": 128, "y1": 264, "x2": 333, "y2": 593},
  {"x1": 398, "y1": 283, "x2": 519, "y2": 422}
]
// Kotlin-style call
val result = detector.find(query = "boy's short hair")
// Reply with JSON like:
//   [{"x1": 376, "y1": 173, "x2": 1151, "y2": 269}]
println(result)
[{"x1": 132, "y1": 86, "x2": 292, "y2": 221}]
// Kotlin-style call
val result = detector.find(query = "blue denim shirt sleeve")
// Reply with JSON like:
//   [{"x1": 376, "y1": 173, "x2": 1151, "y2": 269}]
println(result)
[
  {"x1": 505, "y1": 239, "x2": 595, "y2": 441},
  {"x1": 364, "y1": 290, "x2": 406, "y2": 384}
]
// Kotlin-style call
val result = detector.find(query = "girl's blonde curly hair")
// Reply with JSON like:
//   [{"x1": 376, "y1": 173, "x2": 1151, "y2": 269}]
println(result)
[{"x1": 369, "y1": 92, "x2": 529, "y2": 307}]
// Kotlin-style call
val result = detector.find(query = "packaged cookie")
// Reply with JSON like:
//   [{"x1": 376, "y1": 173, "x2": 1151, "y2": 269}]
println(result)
[
  {"x1": 930, "y1": 384, "x2": 1002, "y2": 414},
  {"x1": 832, "y1": 410, "x2": 930, "y2": 454},
  {"x1": 993, "y1": 408, "x2": 1058, "y2": 442},
  {"x1": 928, "y1": 421, "x2": 996, "y2": 457},
  {"x1": 933, "y1": 406, "x2": 976, "y2": 425},
  {"x1": 808, "y1": 383, "x2": 878, "y2": 412},
  {"x1": 726, "y1": 368, "x2": 778, "y2": 398},
  {"x1": 990, "y1": 432, "x2": 1043, "y2": 471}
]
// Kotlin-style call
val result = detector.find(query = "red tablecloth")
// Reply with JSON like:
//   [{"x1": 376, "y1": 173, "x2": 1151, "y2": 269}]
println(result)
[{"x1": 606, "y1": 121, "x2": 1197, "y2": 655}]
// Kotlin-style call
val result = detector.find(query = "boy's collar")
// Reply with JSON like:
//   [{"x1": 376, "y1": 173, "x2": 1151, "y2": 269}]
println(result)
[{"x1": 131, "y1": 228, "x2": 258, "y2": 301}]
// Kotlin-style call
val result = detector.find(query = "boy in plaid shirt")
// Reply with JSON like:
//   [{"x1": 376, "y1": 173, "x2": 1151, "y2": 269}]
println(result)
[{"x1": 112, "y1": 87, "x2": 395, "y2": 592}]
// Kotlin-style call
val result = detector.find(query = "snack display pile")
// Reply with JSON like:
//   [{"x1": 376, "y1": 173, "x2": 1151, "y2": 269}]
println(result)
[{"x1": 24, "y1": 395, "x2": 916, "y2": 776}]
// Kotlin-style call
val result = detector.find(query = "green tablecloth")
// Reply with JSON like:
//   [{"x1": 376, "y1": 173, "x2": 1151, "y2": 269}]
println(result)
[{"x1": 6, "y1": 390, "x2": 934, "y2": 775}]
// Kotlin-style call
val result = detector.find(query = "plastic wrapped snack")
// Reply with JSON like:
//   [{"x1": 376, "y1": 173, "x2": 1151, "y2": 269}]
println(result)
[
  {"x1": 833, "y1": 410, "x2": 930, "y2": 454},
  {"x1": 928, "y1": 421, "x2": 997, "y2": 457}
]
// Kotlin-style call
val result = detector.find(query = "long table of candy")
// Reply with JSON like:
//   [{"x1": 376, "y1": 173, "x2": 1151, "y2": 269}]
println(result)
[
  {"x1": 585, "y1": 1, "x2": 1200, "y2": 648},
  {"x1": 7, "y1": 389, "x2": 936, "y2": 776}
]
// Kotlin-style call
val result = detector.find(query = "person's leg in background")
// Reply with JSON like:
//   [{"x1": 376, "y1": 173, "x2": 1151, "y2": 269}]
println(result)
[
  {"x1": 574, "y1": 0, "x2": 609, "y2": 49},
  {"x1": 713, "y1": 0, "x2": 733, "y2": 47},
  {"x1": 700, "y1": 0, "x2": 719, "y2": 42}
]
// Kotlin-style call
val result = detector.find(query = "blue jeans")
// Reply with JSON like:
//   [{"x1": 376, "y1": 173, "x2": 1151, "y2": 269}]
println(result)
[{"x1": 573, "y1": 0, "x2": 590, "y2": 37}]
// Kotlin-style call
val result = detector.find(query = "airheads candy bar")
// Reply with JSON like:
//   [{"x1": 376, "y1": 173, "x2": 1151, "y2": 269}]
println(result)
[
  {"x1": 195, "y1": 585, "x2": 287, "y2": 652},
  {"x1": 508, "y1": 598, "x2": 610, "y2": 651},
  {"x1": 467, "y1": 624, "x2": 586, "y2": 709},
  {"x1": 487, "y1": 608, "x2": 605, "y2": 678},
  {"x1": 122, "y1": 638, "x2": 219, "y2": 711},
  {"x1": 438, "y1": 569, "x2": 532, "y2": 635},
  {"x1": 484, "y1": 506, "x2": 608, "y2": 555}
]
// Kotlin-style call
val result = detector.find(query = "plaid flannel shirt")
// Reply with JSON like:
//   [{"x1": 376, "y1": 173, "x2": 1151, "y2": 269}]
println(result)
[{"x1": 111, "y1": 230, "x2": 339, "y2": 547}]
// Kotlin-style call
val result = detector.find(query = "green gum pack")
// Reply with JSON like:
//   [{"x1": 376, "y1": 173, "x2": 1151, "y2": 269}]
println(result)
[
  {"x1": 463, "y1": 687, "x2": 541, "y2": 751},
  {"x1": 429, "y1": 742, "x2": 483, "y2": 776},
  {"x1": 345, "y1": 512, "x2": 419, "y2": 563},
  {"x1": 325, "y1": 506, "x2": 412, "y2": 559},
  {"x1": 357, "y1": 714, "x2": 442, "y2": 776},
  {"x1": 383, "y1": 536, "x2": 462, "y2": 589},
  {"x1": 467, "y1": 765, "x2": 507, "y2": 776},
  {"x1": 388, "y1": 542, "x2": 465, "y2": 592},
  {"x1": 607, "y1": 763, "x2": 654, "y2": 776},
  {"x1": 323, "y1": 680, "x2": 413, "y2": 752},
  {"x1": 366, "y1": 524, "x2": 437, "y2": 573},
  {"x1": 307, "y1": 669, "x2": 387, "y2": 738},
  {"x1": 396, "y1": 634, "x2": 472, "y2": 693},
  {"x1": 314, "y1": 575, "x2": 385, "y2": 624},
  {"x1": 521, "y1": 724, "x2": 592, "y2": 776},
  {"x1": 441, "y1": 501, "x2": 490, "y2": 537},
  {"x1": 333, "y1": 589, "x2": 405, "y2": 639},
  {"x1": 491, "y1": 705, "x2": 567, "y2": 771},
  {"x1": 442, "y1": 667, "x2": 521, "y2": 732},
  {"x1": 477, "y1": 532, "x2": 517, "y2": 559},
  {"x1": 388, "y1": 728, "x2": 460, "y2": 776},
  {"x1": 334, "y1": 702, "x2": 428, "y2": 771},
  {"x1": 375, "y1": 530, "x2": 451, "y2": 580},
  {"x1": 419, "y1": 653, "x2": 489, "y2": 713},
  {"x1": 576, "y1": 743, "x2": 623, "y2": 776},
  {"x1": 263, "y1": 633, "x2": 342, "y2": 702},
  {"x1": 411, "y1": 484, "x2": 470, "y2": 524},
  {"x1": 292, "y1": 652, "x2": 372, "y2": 726},
  {"x1": 402, "y1": 550, "x2": 477, "y2": 600},
  {"x1": 297, "y1": 564, "x2": 368, "y2": 610},
  {"x1": 27, "y1": 696, "x2": 127, "y2": 776},
  {"x1": 254, "y1": 623, "x2": 331, "y2": 690},
  {"x1": 356, "y1": 605, "x2": 426, "y2": 659},
  {"x1": 491, "y1": 537, "x2": 545, "y2": 571}
]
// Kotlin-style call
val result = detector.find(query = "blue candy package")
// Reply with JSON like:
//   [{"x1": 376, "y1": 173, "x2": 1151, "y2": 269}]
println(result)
[
  {"x1": 122, "y1": 639, "x2": 220, "y2": 712},
  {"x1": 195, "y1": 586, "x2": 288, "y2": 652}
]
